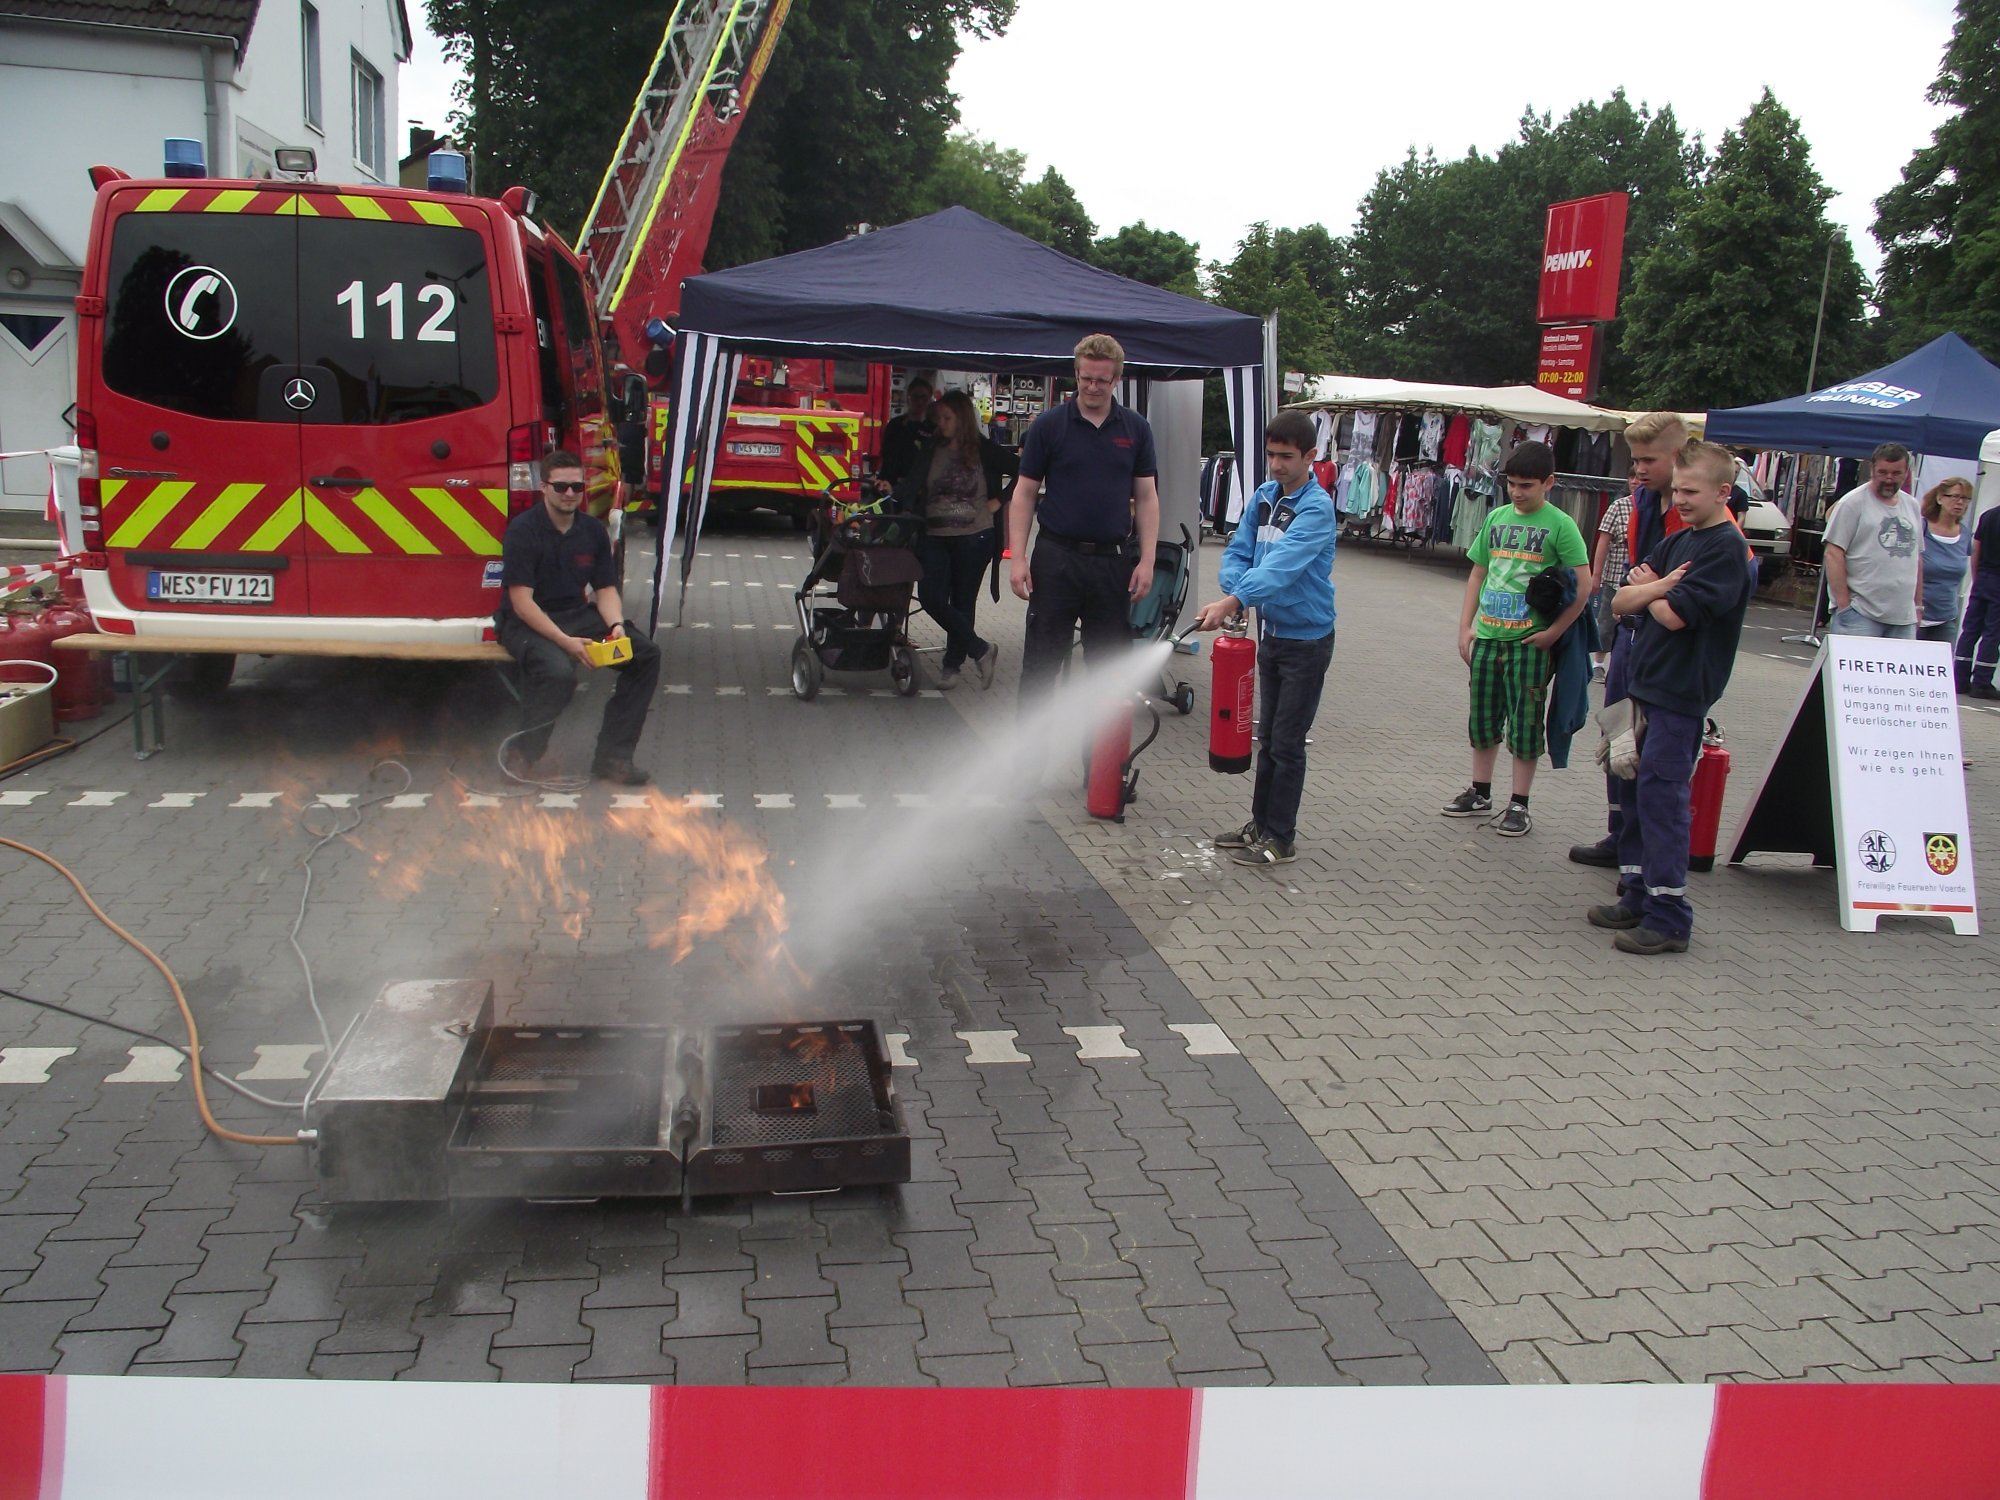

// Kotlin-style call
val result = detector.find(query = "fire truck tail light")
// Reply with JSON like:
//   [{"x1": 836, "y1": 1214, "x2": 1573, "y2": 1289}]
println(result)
[
  {"x1": 76, "y1": 411, "x2": 104, "y2": 554},
  {"x1": 507, "y1": 423, "x2": 540, "y2": 515}
]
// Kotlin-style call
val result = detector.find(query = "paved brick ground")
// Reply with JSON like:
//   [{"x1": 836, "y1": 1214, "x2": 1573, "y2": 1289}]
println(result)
[
  {"x1": 0, "y1": 523, "x2": 1494, "y2": 1385},
  {"x1": 946, "y1": 528, "x2": 2000, "y2": 1385}
]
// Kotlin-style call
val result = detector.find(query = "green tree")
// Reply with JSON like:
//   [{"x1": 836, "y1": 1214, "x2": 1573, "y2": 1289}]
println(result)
[
  {"x1": 1623, "y1": 89, "x2": 1868, "y2": 409},
  {"x1": 1873, "y1": 0, "x2": 2000, "y2": 355},
  {"x1": 1207, "y1": 222, "x2": 1342, "y2": 375},
  {"x1": 1017, "y1": 168, "x2": 1096, "y2": 258},
  {"x1": 908, "y1": 132, "x2": 1034, "y2": 225},
  {"x1": 1092, "y1": 221, "x2": 1201, "y2": 294}
]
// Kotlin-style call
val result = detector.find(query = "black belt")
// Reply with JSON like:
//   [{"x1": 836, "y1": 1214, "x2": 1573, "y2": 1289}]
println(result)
[{"x1": 1040, "y1": 529, "x2": 1131, "y2": 557}]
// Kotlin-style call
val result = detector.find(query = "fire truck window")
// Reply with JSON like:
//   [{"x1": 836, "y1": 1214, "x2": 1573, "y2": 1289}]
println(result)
[
  {"x1": 548, "y1": 254, "x2": 603, "y2": 420},
  {"x1": 296, "y1": 218, "x2": 499, "y2": 423},
  {"x1": 101, "y1": 212, "x2": 296, "y2": 421},
  {"x1": 525, "y1": 252, "x2": 567, "y2": 434},
  {"x1": 832, "y1": 361, "x2": 871, "y2": 394}
]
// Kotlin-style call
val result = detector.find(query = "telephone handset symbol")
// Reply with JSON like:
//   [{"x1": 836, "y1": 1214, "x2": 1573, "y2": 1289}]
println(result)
[
  {"x1": 176, "y1": 274, "x2": 222, "y2": 332},
  {"x1": 162, "y1": 265, "x2": 238, "y2": 340}
]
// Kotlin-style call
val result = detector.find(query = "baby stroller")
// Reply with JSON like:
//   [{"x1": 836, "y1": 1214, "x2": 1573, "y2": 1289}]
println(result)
[
  {"x1": 791, "y1": 506, "x2": 926, "y2": 700},
  {"x1": 1132, "y1": 524, "x2": 1197, "y2": 715}
]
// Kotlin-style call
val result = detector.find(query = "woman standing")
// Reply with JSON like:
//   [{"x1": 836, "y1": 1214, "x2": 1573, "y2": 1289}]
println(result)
[
  {"x1": 894, "y1": 390, "x2": 1006, "y2": 687},
  {"x1": 1918, "y1": 478, "x2": 1975, "y2": 644}
]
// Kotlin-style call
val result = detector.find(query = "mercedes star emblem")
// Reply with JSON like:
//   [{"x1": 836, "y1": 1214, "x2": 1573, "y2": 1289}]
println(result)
[{"x1": 283, "y1": 378, "x2": 318, "y2": 411}]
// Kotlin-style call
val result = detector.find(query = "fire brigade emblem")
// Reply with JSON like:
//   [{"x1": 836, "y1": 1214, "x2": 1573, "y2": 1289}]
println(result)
[
  {"x1": 163, "y1": 265, "x2": 238, "y2": 341},
  {"x1": 1857, "y1": 830, "x2": 1896, "y2": 874},
  {"x1": 1925, "y1": 834, "x2": 1960, "y2": 876}
]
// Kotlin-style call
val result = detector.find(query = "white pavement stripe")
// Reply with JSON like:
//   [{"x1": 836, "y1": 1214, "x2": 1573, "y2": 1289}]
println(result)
[
  {"x1": 825, "y1": 794, "x2": 863, "y2": 809},
  {"x1": 102, "y1": 1046, "x2": 184, "y2": 1084},
  {"x1": 611, "y1": 793, "x2": 652, "y2": 809},
  {"x1": 754, "y1": 794, "x2": 794, "y2": 809},
  {"x1": 894, "y1": 794, "x2": 931, "y2": 809},
  {"x1": 385, "y1": 793, "x2": 430, "y2": 809},
  {"x1": 66, "y1": 791, "x2": 123, "y2": 807},
  {"x1": 313, "y1": 793, "x2": 356, "y2": 808},
  {"x1": 664, "y1": 684, "x2": 692, "y2": 694},
  {"x1": 717, "y1": 686, "x2": 745, "y2": 695},
  {"x1": 0, "y1": 1047, "x2": 74, "y2": 1083},
  {"x1": 0, "y1": 790, "x2": 47, "y2": 805},
  {"x1": 1064, "y1": 1025, "x2": 1140, "y2": 1059},
  {"x1": 883, "y1": 1032, "x2": 916, "y2": 1068},
  {"x1": 231, "y1": 792, "x2": 282, "y2": 808},
  {"x1": 539, "y1": 793, "x2": 581, "y2": 809},
  {"x1": 732, "y1": 624, "x2": 756, "y2": 631},
  {"x1": 237, "y1": 1044, "x2": 323, "y2": 1081},
  {"x1": 146, "y1": 793, "x2": 204, "y2": 808},
  {"x1": 1170, "y1": 1022, "x2": 1240, "y2": 1056},
  {"x1": 685, "y1": 793, "x2": 722, "y2": 809},
  {"x1": 958, "y1": 1029, "x2": 1030, "y2": 1065},
  {"x1": 461, "y1": 793, "x2": 501, "y2": 808}
]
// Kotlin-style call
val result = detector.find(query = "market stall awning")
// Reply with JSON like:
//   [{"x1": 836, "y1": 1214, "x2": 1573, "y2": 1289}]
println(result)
[
  {"x1": 1704, "y1": 333, "x2": 2000, "y2": 460},
  {"x1": 1288, "y1": 375, "x2": 1630, "y2": 434}
]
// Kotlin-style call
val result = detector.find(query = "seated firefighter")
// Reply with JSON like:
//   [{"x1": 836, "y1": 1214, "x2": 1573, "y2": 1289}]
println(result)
[{"x1": 496, "y1": 450, "x2": 662, "y2": 784}]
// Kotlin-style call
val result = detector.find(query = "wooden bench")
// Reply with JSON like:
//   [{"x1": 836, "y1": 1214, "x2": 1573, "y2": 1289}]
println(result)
[{"x1": 56, "y1": 633, "x2": 512, "y2": 758}]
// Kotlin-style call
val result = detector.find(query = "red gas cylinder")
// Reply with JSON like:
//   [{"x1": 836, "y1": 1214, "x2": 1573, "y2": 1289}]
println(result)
[
  {"x1": 1086, "y1": 700, "x2": 1134, "y2": 822},
  {"x1": 1688, "y1": 718, "x2": 1731, "y2": 873},
  {"x1": 1208, "y1": 620, "x2": 1256, "y2": 773},
  {"x1": 0, "y1": 605, "x2": 60, "y2": 687},
  {"x1": 39, "y1": 585, "x2": 103, "y2": 722},
  {"x1": 61, "y1": 573, "x2": 115, "y2": 703}
]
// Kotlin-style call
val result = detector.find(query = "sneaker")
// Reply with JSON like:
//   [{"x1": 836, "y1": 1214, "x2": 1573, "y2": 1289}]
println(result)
[
  {"x1": 1591, "y1": 662, "x2": 1607, "y2": 684},
  {"x1": 975, "y1": 644, "x2": 999, "y2": 690},
  {"x1": 937, "y1": 666, "x2": 960, "y2": 690},
  {"x1": 1440, "y1": 786, "x2": 1493, "y2": 817},
  {"x1": 1229, "y1": 835, "x2": 1296, "y2": 866},
  {"x1": 1212, "y1": 820, "x2": 1261, "y2": 849},
  {"x1": 1490, "y1": 803, "x2": 1532, "y2": 837},
  {"x1": 1568, "y1": 837, "x2": 1619, "y2": 867},
  {"x1": 1587, "y1": 903, "x2": 1643, "y2": 930},
  {"x1": 590, "y1": 758, "x2": 652, "y2": 786},
  {"x1": 1614, "y1": 925, "x2": 1689, "y2": 955}
]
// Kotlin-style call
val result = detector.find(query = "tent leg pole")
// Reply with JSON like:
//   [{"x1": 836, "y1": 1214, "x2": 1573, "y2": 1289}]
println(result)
[{"x1": 1782, "y1": 563, "x2": 1824, "y2": 650}]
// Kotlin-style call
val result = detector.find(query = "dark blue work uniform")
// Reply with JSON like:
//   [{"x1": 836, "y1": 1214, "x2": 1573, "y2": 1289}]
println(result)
[
  {"x1": 497, "y1": 502, "x2": 662, "y2": 765},
  {"x1": 1613, "y1": 521, "x2": 1752, "y2": 940},
  {"x1": 1016, "y1": 398, "x2": 1157, "y2": 703}
]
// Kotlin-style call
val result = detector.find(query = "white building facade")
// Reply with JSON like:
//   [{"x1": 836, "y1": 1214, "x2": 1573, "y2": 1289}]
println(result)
[{"x1": 0, "y1": 0, "x2": 411, "y2": 512}]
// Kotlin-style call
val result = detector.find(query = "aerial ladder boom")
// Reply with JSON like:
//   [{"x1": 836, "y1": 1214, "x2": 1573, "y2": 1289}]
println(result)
[{"x1": 575, "y1": 0, "x2": 793, "y2": 367}]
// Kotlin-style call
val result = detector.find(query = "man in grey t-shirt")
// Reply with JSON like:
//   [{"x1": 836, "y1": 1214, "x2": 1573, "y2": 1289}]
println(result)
[{"x1": 1823, "y1": 443, "x2": 1922, "y2": 638}]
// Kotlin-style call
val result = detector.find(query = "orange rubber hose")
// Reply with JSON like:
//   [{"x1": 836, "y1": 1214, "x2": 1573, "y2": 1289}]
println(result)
[{"x1": 0, "y1": 835, "x2": 300, "y2": 1147}]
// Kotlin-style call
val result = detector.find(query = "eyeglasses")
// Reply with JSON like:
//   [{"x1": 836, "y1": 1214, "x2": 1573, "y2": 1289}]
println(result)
[
  {"x1": 1075, "y1": 376, "x2": 1116, "y2": 388},
  {"x1": 546, "y1": 480, "x2": 587, "y2": 495}
]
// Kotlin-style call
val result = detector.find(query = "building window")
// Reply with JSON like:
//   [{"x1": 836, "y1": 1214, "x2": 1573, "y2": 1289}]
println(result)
[
  {"x1": 301, "y1": 3, "x2": 322, "y2": 130},
  {"x1": 352, "y1": 53, "x2": 384, "y2": 177}
]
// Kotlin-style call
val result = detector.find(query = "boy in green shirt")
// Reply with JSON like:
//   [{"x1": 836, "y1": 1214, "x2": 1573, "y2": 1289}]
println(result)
[{"x1": 1441, "y1": 441, "x2": 1590, "y2": 836}]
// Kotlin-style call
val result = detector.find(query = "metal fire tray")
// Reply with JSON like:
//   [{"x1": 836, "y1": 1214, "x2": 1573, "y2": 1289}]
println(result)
[
  {"x1": 444, "y1": 1027, "x2": 683, "y2": 1200},
  {"x1": 682, "y1": 1020, "x2": 910, "y2": 1196}
]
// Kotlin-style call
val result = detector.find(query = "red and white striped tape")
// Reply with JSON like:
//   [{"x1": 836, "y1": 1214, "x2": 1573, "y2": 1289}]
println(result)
[{"x1": 1, "y1": 1378, "x2": 1995, "y2": 1499}]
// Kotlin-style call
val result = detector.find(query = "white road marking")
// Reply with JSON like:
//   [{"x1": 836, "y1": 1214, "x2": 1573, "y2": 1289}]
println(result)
[
  {"x1": 103, "y1": 1046, "x2": 185, "y2": 1084},
  {"x1": 733, "y1": 624, "x2": 756, "y2": 631},
  {"x1": 385, "y1": 793, "x2": 430, "y2": 809},
  {"x1": 66, "y1": 791, "x2": 124, "y2": 807},
  {"x1": 743, "y1": 581, "x2": 763, "y2": 587},
  {"x1": 754, "y1": 794, "x2": 794, "y2": 809},
  {"x1": 0, "y1": 790, "x2": 48, "y2": 806},
  {"x1": 664, "y1": 684, "x2": 692, "y2": 694},
  {"x1": 684, "y1": 793, "x2": 723, "y2": 809},
  {"x1": 313, "y1": 793, "x2": 356, "y2": 809},
  {"x1": 1169, "y1": 1022, "x2": 1240, "y2": 1056},
  {"x1": 237, "y1": 1044, "x2": 322, "y2": 1081},
  {"x1": 825, "y1": 794, "x2": 863, "y2": 810},
  {"x1": 691, "y1": 622, "x2": 712, "y2": 629},
  {"x1": 611, "y1": 793, "x2": 653, "y2": 809},
  {"x1": 958, "y1": 1029, "x2": 1030, "y2": 1065},
  {"x1": 710, "y1": 580, "x2": 730, "y2": 586},
  {"x1": 147, "y1": 793, "x2": 204, "y2": 809},
  {"x1": 884, "y1": 1032, "x2": 917, "y2": 1068},
  {"x1": 538, "y1": 793, "x2": 581, "y2": 809},
  {"x1": 1065, "y1": 1025, "x2": 1140, "y2": 1059},
  {"x1": 230, "y1": 792, "x2": 282, "y2": 808},
  {"x1": 894, "y1": 794, "x2": 931, "y2": 809},
  {"x1": 716, "y1": 686, "x2": 745, "y2": 696},
  {"x1": 461, "y1": 793, "x2": 501, "y2": 808},
  {"x1": 0, "y1": 1047, "x2": 74, "y2": 1083}
]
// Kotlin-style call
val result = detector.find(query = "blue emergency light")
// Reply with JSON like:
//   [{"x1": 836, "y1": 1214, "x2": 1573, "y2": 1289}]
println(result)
[
  {"x1": 163, "y1": 139, "x2": 206, "y2": 179},
  {"x1": 427, "y1": 150, "x2": 468, "y2": 193},
  {"x1": 645, "y1": 318, "x2": 674, "y2": 347}
]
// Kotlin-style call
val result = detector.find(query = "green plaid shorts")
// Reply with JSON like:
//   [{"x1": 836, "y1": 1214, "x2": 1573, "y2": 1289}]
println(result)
[{"x1": 1467, "y1": 635, "x2": 1550, "y2": 759}]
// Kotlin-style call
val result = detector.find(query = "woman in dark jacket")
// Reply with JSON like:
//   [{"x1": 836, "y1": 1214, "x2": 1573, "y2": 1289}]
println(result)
[{"x1": 893, "y1": 389, "x2": 1009, "y2": 687}]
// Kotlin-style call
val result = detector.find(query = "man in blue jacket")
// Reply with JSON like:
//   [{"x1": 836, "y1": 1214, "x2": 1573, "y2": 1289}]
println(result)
[{"x1": 1190, "y1": 411, "x2": 1337, "y2": 867}]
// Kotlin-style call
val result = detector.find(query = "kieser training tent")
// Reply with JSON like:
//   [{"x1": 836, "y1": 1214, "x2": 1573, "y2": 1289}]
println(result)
[
  {"x1": 650, "y1": 207, "x2": 1267, "y2": 631},
  {"x1": 1704, "y1": 332, "x2": 2000, "y2": 461}
]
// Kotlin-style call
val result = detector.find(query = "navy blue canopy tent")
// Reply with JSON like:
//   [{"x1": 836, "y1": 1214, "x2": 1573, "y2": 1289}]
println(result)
[
  {"x1": 1705, "y1": 333, "x2": 2000, "y2": 461},
  {"x1": 651, "y1": 207, "x2": 1267, "y2": 629}
]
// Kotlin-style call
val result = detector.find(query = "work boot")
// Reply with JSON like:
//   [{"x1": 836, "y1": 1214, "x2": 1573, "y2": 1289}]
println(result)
[
  {"x1": 1614, "y1": 925, "x2": 1689, "y2": 955},
  {"x1": 1568, "y1": 836, "x2": 1619, "y2": 867},
  {"x1": 1586, "y1": 904, "x2": 1643, "y2": 930},
  {"x1": 591, "y1": 758, "x2": 652, "y2": 786}
]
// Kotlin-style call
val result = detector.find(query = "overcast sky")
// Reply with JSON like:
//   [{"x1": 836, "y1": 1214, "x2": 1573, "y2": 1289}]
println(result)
[{"x1": 399, "y1": 0, "x2": 1962, "y2": 282}]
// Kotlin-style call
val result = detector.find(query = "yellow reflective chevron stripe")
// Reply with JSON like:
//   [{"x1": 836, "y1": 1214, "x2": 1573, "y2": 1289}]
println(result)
[
  {"x1": 303, "y1": 494, "x2": 367, "y2": 553},
  {"x1": 478, "y1": 487, "x2": 507, "y2": 515},
  {"x1": 135, "y1": 189, "x2": 188, "y2": 213},
  {"x1": 272, "y1": 194, "x2": 320, "y2": 217},
  {"x1": 106, "y1": 481, "x2": 195, "y2": 549},
  {"x1": 204, "y1": 189, "x2": 259, "y2": 214},
  {"x1": 337, "y1": 194, "x2": 392, "y2": 221},
  {"x1": 411, "y1": 200, "x2": 462, "y2": 227},
  {"x1": 820, "y1": 455, "x2": 851, "y2": 482},
  {"x1": 171, "y1": 483, "x2": 264, "y2": 549},
  {"x1": 244, "y1": 492, "x2": 304, "y2": 551},
  {"x1": 351, "y1": 488, "x2": 441, "y2": 555},
  {"x1": 410, "y1": 488, "x2": 503, "y2": 555},
  {"x1": 99, "y1": 479, "x2": 125, "y2": 506},
  {"x1": 795, "y1": 450, "x2": 830, "y2": 489}
]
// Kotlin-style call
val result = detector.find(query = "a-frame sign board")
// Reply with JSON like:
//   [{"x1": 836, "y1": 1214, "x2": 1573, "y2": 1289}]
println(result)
[{"x1": 1730, "y1": 638, "x2": 1978, "y2": 934}]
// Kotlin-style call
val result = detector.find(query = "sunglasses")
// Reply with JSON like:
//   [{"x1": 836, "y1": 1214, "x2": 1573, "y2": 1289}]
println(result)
[{"x1": 546, "y1": 480, "x2": 587, "y2": 495}]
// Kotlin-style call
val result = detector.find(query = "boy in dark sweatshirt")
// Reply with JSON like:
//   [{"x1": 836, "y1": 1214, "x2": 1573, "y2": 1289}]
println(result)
[{"x1": 1589, "y1": 441, "x2": 1752, "y2": 954}]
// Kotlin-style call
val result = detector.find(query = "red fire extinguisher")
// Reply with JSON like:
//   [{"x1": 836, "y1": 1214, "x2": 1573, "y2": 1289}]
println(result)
[
  {"x1": 1209, "y1": 616, "x2": 1255, "y2": 773},
  {"x1": 1086, "y1": 693, "x2": 1162, "y2": 823},
  {"x1": 1688, "y1": 718, "x2": 1731, "y2": 872}
]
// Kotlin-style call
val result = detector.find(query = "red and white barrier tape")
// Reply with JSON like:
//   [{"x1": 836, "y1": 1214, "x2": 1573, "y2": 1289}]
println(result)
[{"x1": 0, "y1": 1378, "x2": 1994, "y2": 1499}]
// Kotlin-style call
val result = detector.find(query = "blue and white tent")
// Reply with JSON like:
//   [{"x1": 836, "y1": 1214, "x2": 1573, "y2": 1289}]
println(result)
[
  {"x1": 1704, "y1": 333, "x2": 2000, "y2": 461},
  {"x1": 651, "y1": 207, "x2": 1267, "y2": 631}
]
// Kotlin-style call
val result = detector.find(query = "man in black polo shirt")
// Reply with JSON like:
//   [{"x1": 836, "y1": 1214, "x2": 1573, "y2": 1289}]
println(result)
[
  {"x1": 497, "y1": 450, "x2": 663, "y2": 784},
  {"x1": 1007, "y1": 333, "x2": 1160, "y2": 708}
]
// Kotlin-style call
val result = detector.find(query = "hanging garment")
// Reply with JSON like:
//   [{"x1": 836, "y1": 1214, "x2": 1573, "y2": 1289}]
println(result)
[
  {"x1": 1419, "y1": 410, "x2": 1446, "y2": 462},
  {"x1": 1442, "y1": 413, "x2": 1471, "y2": 469},
  {"x1": 1350, "y1": 410, "x2": 1377, "y2": 455},
  {"x1": 1394, "y1": 414, "x2": 1423, "y2": 461}
]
